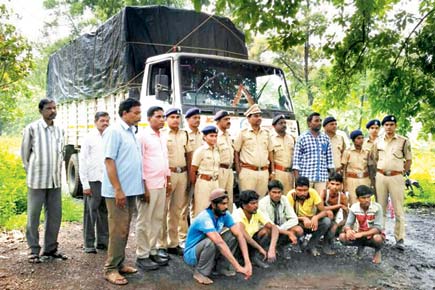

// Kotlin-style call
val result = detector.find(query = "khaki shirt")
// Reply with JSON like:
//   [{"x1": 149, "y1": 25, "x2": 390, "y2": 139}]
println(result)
[
  {"x1": 188, "y1": 128, "x2": 203, "y2": 152},
  {"x1": 341, "y1": 146, "x2": 371, "y2": 174},
  {"x1": 166, "y1": 128, "x2": 192, "y2": 167},
  {"x1": 329, "y1": 134, "x2": 346, "y2": 170},
  {"x1": 192, "y1": 144, "x2": 220, "y2": 176},
  {"x1": 234, "y1": 125, "x2": 272, "y2": 167},
  {"x1": 217, "y1": 129, "x2": 234, "y2": 165},
  {"x1": 372, "y1": 134, "x2": 412, "y2": 171},
  {"x1": 363, "y1": 137, "x2": 377, "y2": 152},
  {"x1": 270, "y1": 131, "x2": 294, "y2": 168}
]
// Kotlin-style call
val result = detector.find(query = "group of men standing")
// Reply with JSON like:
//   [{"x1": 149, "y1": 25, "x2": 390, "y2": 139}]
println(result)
[{"x1": 21, "y1": 97, "x2": 412, "y2": 286}]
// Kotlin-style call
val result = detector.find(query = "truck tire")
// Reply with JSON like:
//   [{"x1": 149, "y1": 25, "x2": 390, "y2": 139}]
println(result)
[{"x1": 66, "y1": 153, "x2": 83, "y2": 198}]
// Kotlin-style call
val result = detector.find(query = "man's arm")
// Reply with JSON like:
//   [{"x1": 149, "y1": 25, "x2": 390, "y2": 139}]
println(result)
[
  {"x1": 229, "y1": 224, "x2": 252, "y2": 279},
  {"x1": 264, "y1": 222, "x2": 279, "y2": 262},
  {"x1": 20, "y1": 125, "x2": 32, "y2": 171},
  {"x1": 78, "y1": 137, "x2": 91, "y2": 193},
  {"x1": 239, "y1": 223, "x2": 267, "y2": 258},
  {"x1": 234, "y1": 151, "x2": 241, "y2": 174},
  {"x1": 105, "y1": 158, "x2": 126, "y2": 208}
]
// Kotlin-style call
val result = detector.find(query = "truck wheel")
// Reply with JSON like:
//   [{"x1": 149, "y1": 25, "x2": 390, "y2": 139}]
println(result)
[{"x1": 66, "y1": 153, "x2": 83, "y2": 198}]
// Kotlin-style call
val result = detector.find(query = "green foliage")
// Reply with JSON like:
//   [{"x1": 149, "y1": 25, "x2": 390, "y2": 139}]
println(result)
[
  {"x1": 61, "y1": 195, "x2": 83, "y2": 223},
  {"x1": 0, "y1": 4, "x2": 34, "y2": 133}
]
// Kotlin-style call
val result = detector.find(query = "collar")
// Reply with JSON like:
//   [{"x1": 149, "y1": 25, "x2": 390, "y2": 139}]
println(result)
[
  {"x1": 187, "y1": 127, "x2": 200, "y2": 134},
  {"x1": 119, "y1": 118, "x2": 133, "y2": 131},
  {"x1": 145, "y1": 126, "x2": 161, "y2": 136},
  {"x1": 382, "y1": 133, "x2": 398, "y2": 140},
  {"x1": 247, "y1": 124, "x2": 263, "y2": 133},
  {"x1": 39, "y1": 118, "x2": 53, "y2": 129},
  {"x1": 218, "y1": 128, "x2": 228, "y2": 136}
]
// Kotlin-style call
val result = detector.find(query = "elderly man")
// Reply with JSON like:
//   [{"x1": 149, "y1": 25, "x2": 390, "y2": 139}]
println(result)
[
  {"x1": 21, "y1": 99, "x2": 67, "y2": 264},
  {"x1": 79, "y1": 111, "x2": 110, "y2": 254},
  {"x1": 183, "y1": 189, "x2": 252, "y2": 285}
]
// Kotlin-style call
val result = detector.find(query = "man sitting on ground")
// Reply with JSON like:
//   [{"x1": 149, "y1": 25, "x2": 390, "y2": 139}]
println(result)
[
  {"x1": 259, "y1": 180, "x2": 303, "y2": 259},
  {"x1": 320, "y1": 173, "x2": 349, "y2": 255},
  {"x1": 183, "y1": 189, "x2": 252, "y2": 285},
  {"x1": 235, "y1": 190, "x2": 279, "y2": 269},
  {"x1": 339, "y1": 185, "x2": 385, "y2": 264},
  {"x1": 287, "y1": 176, "x2": 331, "y2": 256}
]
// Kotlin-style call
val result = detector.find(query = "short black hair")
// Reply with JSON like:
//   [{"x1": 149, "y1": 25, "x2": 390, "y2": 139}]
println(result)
[
  {"x1": 239, "y1": 190, "x2": 259, "y2": 206},
  {"x1": 356, "y1": 185, "x2": 373, "y2": 197},
  {"x1": 268, "y1": 180, "x2": 283, "y2": 192},
  {"x1": 328, "y1": 172, "x2": 343, "y2": 183},
  {"x1": 307, "y1": 112, "x2": 320, "y2": 123},
  {"x1": 147, "y1": 106, "x2": 164, "y2": 118},
  {"x1": 118, "y1": 98, "x2": 141, "y2": 117},
  {"x1": 38, "y1": 99, "x2": 55, "y2": 110},
  {"x1": 94, "y1": 111, "x2": 109, "y2": 122},
  {"x1": 295, "y1": 176, "x2": 310, "y2": 188}
]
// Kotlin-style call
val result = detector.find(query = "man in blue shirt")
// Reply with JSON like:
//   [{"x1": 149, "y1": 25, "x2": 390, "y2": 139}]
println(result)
[
  {"x1": 184, "y1": 189, "x2": 252, "y2": 285},
  {"x1": 293, "y1": 112, "x2": 335, "y2": 194}
]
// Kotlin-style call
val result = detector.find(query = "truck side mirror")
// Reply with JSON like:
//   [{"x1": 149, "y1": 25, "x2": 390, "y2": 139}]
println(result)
[{"x1": 155, "y1": 74, "x2": 171, "y2": 101}]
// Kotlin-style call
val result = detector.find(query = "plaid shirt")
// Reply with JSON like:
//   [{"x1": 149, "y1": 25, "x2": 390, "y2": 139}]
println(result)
[{"x1": 293, "y1": 130, "x2": 334, "y2": 182}]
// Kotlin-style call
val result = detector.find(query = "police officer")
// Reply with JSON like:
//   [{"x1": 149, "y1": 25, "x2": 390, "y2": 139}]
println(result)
[
  {"x1": 189, "y1": 125, "x2": 220, "y2": 217},
  {"x1": 158, "y1": 108, "x2": 192, "y2": 257},
  {"x1": 269, "y1": 114, "x2": 295, "y2": 194},
  {"x1": 323, "y1": 116, "x2": 346, "y2": 173},
  {"x1": 372, "y1": 115, "x2": 412, "y2": 251},
  {"x1": 234, "y1": 104, "x2": 273, "y2": 197},
  {"x1": 215, "y1": 110, "x2": 235, "y2": 212},
  {"x1": 363, "y1": 119, "x2": 381, "y2": 152},
  {"x1": 341, "y1": 130, "x2": 373, "y2": 205}
]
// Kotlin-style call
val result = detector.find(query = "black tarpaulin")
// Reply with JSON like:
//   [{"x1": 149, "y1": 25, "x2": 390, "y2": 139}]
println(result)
[{"x1": 47, "y1": 6, "x2": 248, "y2": 102}]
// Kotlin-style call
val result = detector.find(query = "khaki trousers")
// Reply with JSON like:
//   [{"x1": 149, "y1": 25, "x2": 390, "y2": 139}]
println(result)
[
  {"x1": 275, "y1": 170, "x2": 294, "y2": 195},
  {"x1": 376, "y1": 173, "x2": 405, "y2": 241},
  {"x1": 218, "y1": 167, "x2": 234, "y2": 212},
  {"x1": 159, "y1": 172, "x2": 188, "y2": 249},
  {"x1": 239, "y1": 168, "x2": 269, "y2": 197},
  {"x1": 104, "y1": 196, "x2": 136, "y2": 272},
  {"x1": 345, "y1": 177, "x2": 371, "y2": 205},
  {"x1": 310, "y1": 181, "x2": 327, "y2": 194},
  {"x1": 193, "y1": 179, "x2": 219, "y2": 218},
  {"x1": 136, "y1": 188, "x2": 166, "y2": 258}
]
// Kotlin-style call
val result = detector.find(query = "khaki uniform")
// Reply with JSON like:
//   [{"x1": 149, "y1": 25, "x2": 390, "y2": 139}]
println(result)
[
  {"x1": 341, "y1": 147, "x2": 372, "y2": 205},
  {"x1": 363, "y1": 137, "x2": 377, "y2": 152},
  {"x1": 234, "y1": 126, "x2": 272, "y2": 197},
  {"x1": 270, "y1": 131, "x2": 295, "y2": 194},
  {"x1": 159, "y1": 129, "x2": 192, "y2": 249},
  {"x1": 187, "y1": 128, "x2": 203, "y2": 151},
  {"x1": 192, "y1": 144, "x2": 220, "y2": 217},
  {"x1": 372, "y1": 134, "x2": 412, "y2": 241},
  {"x1": 329, "y1": 134, "x2": 346, "y2": 171},
  {"x1": 217, "y1": 129, "x2": 234, "y2": 212}
]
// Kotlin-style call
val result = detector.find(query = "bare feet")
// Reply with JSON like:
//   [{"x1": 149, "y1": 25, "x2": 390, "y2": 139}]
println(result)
[
  {"x1": 372, "y1": 251, "x2": 382, "y2": 264},
  {"x1": 193, "y1": 272, "x2": 214, "y2": 285}
]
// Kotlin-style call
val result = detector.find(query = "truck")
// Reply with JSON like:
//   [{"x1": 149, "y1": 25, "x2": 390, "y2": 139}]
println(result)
[{"x1": 48, "y1": 6, "x2": 298, "y2": 197}]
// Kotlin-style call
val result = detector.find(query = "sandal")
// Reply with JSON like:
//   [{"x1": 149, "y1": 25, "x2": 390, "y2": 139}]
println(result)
[
  {"x1": 41, "y1": 251, "x2": 68, "y2": 260},
  {"x1": 105, "y1": 271, "x2": 128, "y2": 285},
  {"x1": 119, "y1": 265, "x2": 138, "y2": 275},
  {"x1": 28, "y1": 254, "x2": 41, "y2": 264}
]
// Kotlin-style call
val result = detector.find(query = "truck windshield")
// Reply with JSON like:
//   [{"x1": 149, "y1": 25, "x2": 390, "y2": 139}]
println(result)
[{"x1": 179, "y1": 56, "x2": 293, "y2": 112}]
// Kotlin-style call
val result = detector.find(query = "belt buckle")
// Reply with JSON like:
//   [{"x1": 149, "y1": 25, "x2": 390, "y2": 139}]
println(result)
[
  {"x1": 212, "y1": 176, "x2": 218, "y2": 181},
  {"x1": 385, "y1": 170, "x2": 391, "y2": 176},
  {"x1": 176, "y1": 167, "x2": 182, "y2": 173},
  {"x1": 357, "y1": 172, "x2": 363, "y2": 178}
]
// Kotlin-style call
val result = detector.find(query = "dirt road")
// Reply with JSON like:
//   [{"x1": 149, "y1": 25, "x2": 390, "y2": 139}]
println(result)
[{"x1": 1, "y1": 208, "x2": 434, "y2": 290}]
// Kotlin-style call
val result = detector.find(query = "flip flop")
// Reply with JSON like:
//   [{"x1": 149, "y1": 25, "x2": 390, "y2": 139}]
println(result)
[
  {"x1": 28, "y1": 254, "x2": 41, "y2": 264},
  {"x1": 105, "y1": 271, "x2": 128, "y2": 285},
  {"x1": 119, "y1": 265, "x2": 138, "y2": 274}
]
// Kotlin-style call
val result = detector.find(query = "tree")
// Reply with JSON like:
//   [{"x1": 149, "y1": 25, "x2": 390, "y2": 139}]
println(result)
[{"x1": 0, "y1": 4, "x2": 33, "y2": 134}]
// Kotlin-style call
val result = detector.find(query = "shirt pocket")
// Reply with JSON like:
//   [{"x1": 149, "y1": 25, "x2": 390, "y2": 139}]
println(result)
[
  {"x1": 321, "y1": 143, "x2": 328, "y2": 155},
  {"x1": 392, "y1": 145, "x2": 404, "y2": 159}
]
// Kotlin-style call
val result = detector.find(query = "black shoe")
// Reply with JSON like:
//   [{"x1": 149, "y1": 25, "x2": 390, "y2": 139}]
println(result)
[
  {"x1": 150, "y1": 254, "x2": 169, "y2": 266},
  {"x1": 395, "y1": 239, "x2": 405, "y2": 251},
  {"x1": 157, "y1": 249, "x2": 170, "y2": 259},
  {"x1": 136, "y1": 258, "x2": 159, "y2": 271},
  {"x1": 167, "y1": 246, "x2": 184, "y2": 256},
  {"x1": 252, "y1": 256, "x2": 269, "y2": 269}
]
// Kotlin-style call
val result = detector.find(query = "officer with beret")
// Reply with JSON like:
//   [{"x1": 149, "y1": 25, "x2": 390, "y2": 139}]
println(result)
[
  {"x1": 371, "y1": 115, "x2": 412, "y2": 251},
  {"x1": 341, "y1": 130, "x2": 373, "y2": 205},
  {"x1": 234, "y1": 104, "x2": 273, "y2": 197},
  {"x1": 363, "y1": 119, "x2": 381, "y2": 152},
  {"x1": 269, "y1": 114, "x2": 295, "y2": 194},
  {"x1": 323, "y1": 116, "x2": 346, "y2": 173},
  {"x1": 215, "y1": 110, "x2": 235, "y2": 212},
  {"x1": 189, "y1": 125, "x2": 221, "y2": 217},
  {"x1": 157, "y1": 108, "x2": 193, "y2": 257}
]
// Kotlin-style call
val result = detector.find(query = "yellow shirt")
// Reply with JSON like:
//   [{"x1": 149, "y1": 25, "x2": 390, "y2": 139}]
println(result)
[
  {"x1": 235, "y1": 207, "x2": 271, "y2": 237},
  {"x1": 287, "y1": 188, "x2": 322, "y2": 218}
]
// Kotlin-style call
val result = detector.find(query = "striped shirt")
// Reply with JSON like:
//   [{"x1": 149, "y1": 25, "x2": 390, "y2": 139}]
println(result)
[
  {"x1": 345, "y1": 202, "x2": 384, "y2": 232},
  {"x1": 20, "y1": 119, "x2": 64, "y2": 189},
  {"x1": 293, "y1": 131, "x2": 334, "y2": 182}
]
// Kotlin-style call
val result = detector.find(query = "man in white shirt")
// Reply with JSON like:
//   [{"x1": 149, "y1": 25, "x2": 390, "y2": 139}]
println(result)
[{"x1": 79, "y1": 112, "x2": 110, "y2": 253}]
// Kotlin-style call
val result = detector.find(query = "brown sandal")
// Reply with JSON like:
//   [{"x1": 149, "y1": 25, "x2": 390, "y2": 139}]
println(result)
[
  {"x1": 119, "y1": 265, "x2": 138, "y2": 274},
  {"x1": 105, "y1": 271, "x2": 128, "y2": 285}
]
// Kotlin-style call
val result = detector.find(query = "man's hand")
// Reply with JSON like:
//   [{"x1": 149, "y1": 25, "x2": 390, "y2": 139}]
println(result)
[
  {"x1": 269, "y1": 172, "x2": 276, "y2": 181},
  {"x1": 83, "y1": 189, "x2": 92, "y2": 196},
  {"x1": 288, "y1": 232, "x2": 298, "y2": 245},
  {"x1": 166, "y1": 183, "x2": 172, "y2": 198},
  {"x1": 311, "y1": 216, "x2": 319, "y2": 231},
  {"x1": 267, "y1": 248, "x2": 276, "y2": 263},
  {"x1": 141, "y1": 189, "x2": 151, "y2": 203},
  {"x1": 302, "y1": 217, "x2": 312, "y2": 229},
  {"x1": 346, "y1": 229, "x2": 356, "y2": 240},
  {"x1": 236, "y1": 263, "x2": 252, "y2": 280},
  {"x1": 258, "y1": 247, "x2": 267, "y2": 260},
  {"x1": 354, "y1": 232, "x2": 363, "y2": 239},
  {"x1": 115, "y1": 188, "x2": 126, "y2": 208}
]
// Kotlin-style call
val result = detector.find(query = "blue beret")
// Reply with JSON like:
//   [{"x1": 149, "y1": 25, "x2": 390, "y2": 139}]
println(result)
[
  {"x1": 381, "y1": 115, "x2": 397, "y2": 125},
  {"x1": 365, "y1": 119, "x2": 381, "y2": 129},
  {"x1": 350, "y1": 130, "x2": 363, "y2": 141},
  {"x1": 201, "y1": 125, "x2": 218, "y2": 135},
  {"x1": 272, "y1": 114, "x2": 286, "y2": 126},
  {"x1": 165, "y1": 108, "x2": 181, "y2": 118},
  {"x1": 322, "y1": 116, "x2": 336, "y2": 127},
  {"x1": 185, "y1": 107, "x2": 201, "y2": 118},
  {"x1": 214, "y1": 110, "x2": 229, "y2": 121}
]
